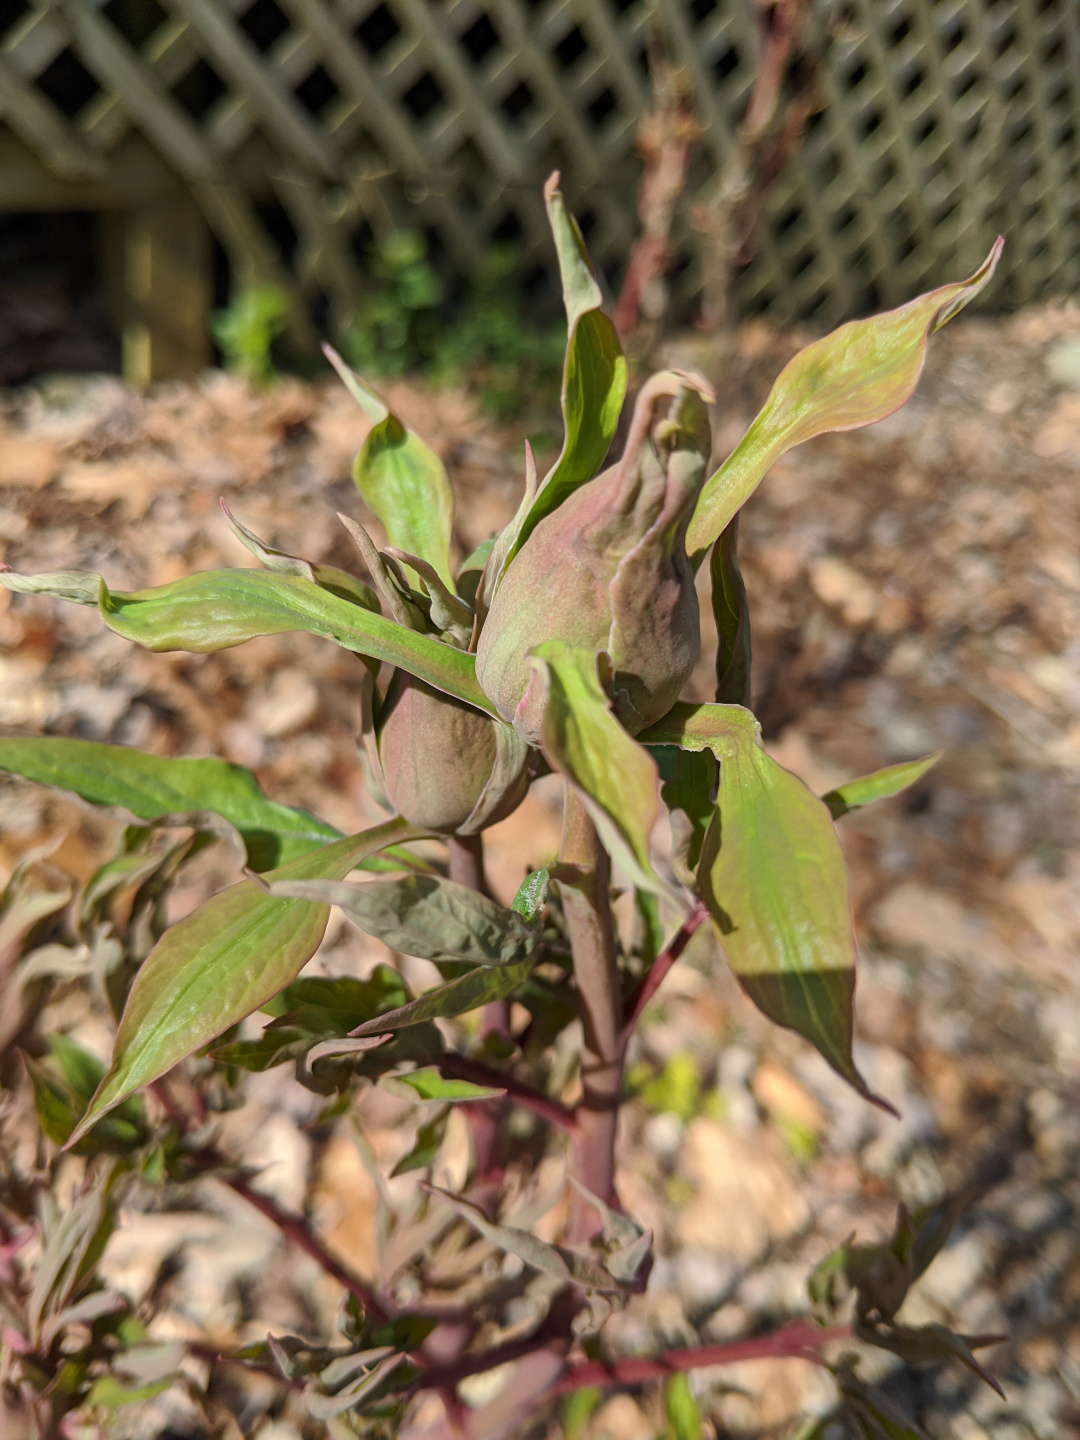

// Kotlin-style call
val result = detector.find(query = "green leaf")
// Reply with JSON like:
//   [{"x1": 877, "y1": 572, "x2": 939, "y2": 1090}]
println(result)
[
  {"x1": 822, "y1": 753, "x2": 941, "y2": 820},
  {"x1": 391, "y1": 1068, "x2": 503, "y2": 1102},
  {"x1": 0, "y1": 568, "x2": 493, "y2": 715},
  {"x1": 268, "y1": 873, "x2": 540, "y2": 965},
  {"x1": 391, "y1": 1110, "x2": 447, "y2": 1176},
  {"x1": 562, "y1": 1387, "x2": 602, "y2": 1440},
  {"x1": 48, "y1": 1034, "x2": 105, "y2": 1104},
  {"x1": 529, "y1": 642, "x2": 684, "y2": 909},
  {"x1": 270, "y1": 969, "x2": 410, "y2": 1029},
  {"x1": 685, "y1": 240, "x2": 1004, "y2": 565},
  {"x1": 325, "y1": 348, "x2": 454, "y2": 588},
  {"x1": 87, "y1": 1374, "x2": 176, "y2": 1408},
  {"x1": 642, "y1": 704, "x2": 880, "y2": 1102},
  {"x1": 0, "y1": 736, "x2": 341, "y2": 868},
  {"x1": 651, "y1": 745, "x2": 715, "y2": 886},
  {"x1": 711, "y1": 516, "x2": 751, "y2": 707},
  {"x1": 350, "y1": 959, "x2": 533, "y2": 1037},
  {"x1": 25, "y1": 1055, "x2": 81, "y2": 1148},
  {"x1": 665, "y1": 1373, "x2": 701, "y2": 1440},
  {"x1": 221, "y1": 501, "x2": 380, "y2": 612},
  {"x1": 511, "y1": 867, "x2": 550, "y2": 924},
  {"x1": 483, "y1": 177, "x2": 627, "y2": 592},
  {"x1": 67, "y1": 819, "x2": 422, "y2": 1145},
  {"x1": 209, "y1": 1029, "x2": 312, "y2": 1072},
  {"x1": 0, "y1": 569, "x2": 100, "y2": 603}
]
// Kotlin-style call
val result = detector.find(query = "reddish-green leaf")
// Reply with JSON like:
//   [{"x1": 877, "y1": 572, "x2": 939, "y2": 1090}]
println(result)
[
  {"x1": 686, "y1": 240, "x2": 1003, "y2": 565},
  {"x1": 67, "y1": 819, "x2": 421, "y2": 1144},
  {"x1": 483, "y1": 176, "x2": 627, "y2": 597},
  {"x1": 641, "y1": 703, "x2": 882, "y2": 1102},
  {"x1": 529, "y1": 642, "x2": 684, "y2": 909}
]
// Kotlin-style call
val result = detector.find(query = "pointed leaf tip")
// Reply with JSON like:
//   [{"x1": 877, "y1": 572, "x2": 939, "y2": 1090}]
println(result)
[
  {"x1": 65, "y1": 819, "x2": 420, "y2": 1145},
  {"x1": 687, "y1": 239, "x2": 1006, "y2": 563}
]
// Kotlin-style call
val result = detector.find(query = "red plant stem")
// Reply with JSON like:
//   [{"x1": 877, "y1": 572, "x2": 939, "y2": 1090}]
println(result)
[
  {"x1": 559, "y1": 787, "x2": 623, "y2": 1241},
  {"x1": 553, "y1": 1322, "x2": 853, "y2": 1394},
  {"x1": 437, "y1": 1053, "x2": 577, "y2": 1135},
  {"x1": 222, "y1": 1174, "x2": 390, "y2": 1325},
  {"x1": 619, "y1": 903, "x2": 708, "y2": 1046},
  {"x1": 152, "y1": 1080, "x2": 390, "y2": 1326},
  {"x1": 407, "y1": 1320, "x2": 851, "y2": 1398}
]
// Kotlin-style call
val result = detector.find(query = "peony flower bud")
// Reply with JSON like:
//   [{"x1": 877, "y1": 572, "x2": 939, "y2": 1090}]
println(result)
[
  {"x1": 476, "y1": 372, "x2": 714, "y2": 744},
  {"x1": 373, "y1": 670, "x2": 531, "y2": 836}
]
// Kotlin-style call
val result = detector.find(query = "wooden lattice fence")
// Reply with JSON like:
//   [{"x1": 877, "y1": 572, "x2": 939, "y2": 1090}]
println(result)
[{"x1": 1, "y1": 0, "x2": 1077, "y2": 380}]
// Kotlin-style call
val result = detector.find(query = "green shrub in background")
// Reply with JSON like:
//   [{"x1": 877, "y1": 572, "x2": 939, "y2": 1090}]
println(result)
[
  {"x1": 345, "y1": 230, "x2": 445, "y2": 378},
  {"x1": 211, "y1": 284, "x2": 290, "y2": 383},
  {"x1": 346, "y1": 232, "x2": 565, "y2": 417}
]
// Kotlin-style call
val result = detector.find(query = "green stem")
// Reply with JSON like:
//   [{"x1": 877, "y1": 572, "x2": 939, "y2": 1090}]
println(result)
[{"x1": 558, "y1": 784, "x2": 623, "y2": 1241}]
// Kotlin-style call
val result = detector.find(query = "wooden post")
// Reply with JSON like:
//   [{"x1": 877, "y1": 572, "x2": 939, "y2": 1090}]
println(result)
[{"x1": 102, "y1": 203, "x2": 212, "y2": 387}]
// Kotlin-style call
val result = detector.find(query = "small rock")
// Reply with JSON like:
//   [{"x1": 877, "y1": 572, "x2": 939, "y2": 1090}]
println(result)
[
  {"x1": 591, "y1": 1394, "x2": 653, "y2": 1440},
  {"x1": 220, "y1": 718, "x2": 267, "y2": 769},
  {"x1": 670, "y1": 1249, "x2": 738, "y2": 1312},
  {"x1": 914, "y1": 1225, "x2": 1000, "y2": 1312},
  {"x1": 643, "y1": 1111, "x2": 684, "y2": 1163},
  {"x1": 1046, "y1": 335, "x2": 1080, "y2": 389},
  {"x1": 751, "y1": 1061, "x2": 825, "y2": 1135},
  {"x1": 248, "y1": 669, "x2": 320, "y2": 737},
  {"x1": 871, "y1": 883, "x2": 1010, "y2": 970},
  {"x1": 709, "y1": 1357, "x2": 835, "y2": 1431},
  {"x1": 717, "y1": 1044, "x2": 761, "y2": 1134},
  {"x1": 736, "y1": 1260, "x2": 810, "y2": 1317},
  {"x1": 703, "y1": 1301, "x2": 749, "y2": 1341},
  {"x1": 810, "y1": 556, "x2": 878, "y2": 626},
  {"x1": 675, "y1": 1119, "x2": 809, "y2": 1262},
  {"x1": 0, "y1": 431, "x2": 60, "y2": 489}
]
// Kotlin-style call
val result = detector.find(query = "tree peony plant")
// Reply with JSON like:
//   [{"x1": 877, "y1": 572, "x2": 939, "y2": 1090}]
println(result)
[{"x1": 0, "y1": 174, "x2": 1004, "y2": 1435}]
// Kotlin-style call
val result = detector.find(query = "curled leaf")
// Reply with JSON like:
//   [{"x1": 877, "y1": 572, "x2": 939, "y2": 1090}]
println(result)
[
  {"x1": 325, "y1": 346, "x2": 455, "y2": 589},
  {"x1": 686, "y1": 239, "x2": 1004, "y2": 565},
  {"x1": 221, "y1": 501, "x2": 379, "y2": 611},
  {"x1": 482, "y1": 176, "x2": 627, "y2": 597}
]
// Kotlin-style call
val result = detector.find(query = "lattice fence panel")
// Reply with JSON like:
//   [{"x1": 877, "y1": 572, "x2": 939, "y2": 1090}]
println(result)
[{"x1": 1, "y1": 0, "x2": 1078, "y2": 346}]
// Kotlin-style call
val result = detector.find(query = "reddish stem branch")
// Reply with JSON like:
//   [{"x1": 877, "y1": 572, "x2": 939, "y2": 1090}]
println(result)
[
  {"x1": 553, "y1": 1321, "x2": 852, "y2": 1393},
  {"x1": 620, "y1": 903, "x2": 707, "y2": 1045},
  {"x1": 223, "y1": 1174, "x2": 390, "y2": 1325},
  {"x1": 153, "y1": 1079, "x2": 390, "y2": 1325},
  {"x1": 408, "y1": 1319, "x2": 850, "y2": 1398},
  {"x1": 438, "y1": 1054, "x2": 577, "y2": 1135}
]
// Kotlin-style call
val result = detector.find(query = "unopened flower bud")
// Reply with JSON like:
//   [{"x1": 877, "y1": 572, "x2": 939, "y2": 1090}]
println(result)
[
  {"x1": 476, "y1": 372, "x2": 714, "y2": 743},
  {"x1": 374, "y1": 671, "x2": 531, "y2": 835}
]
